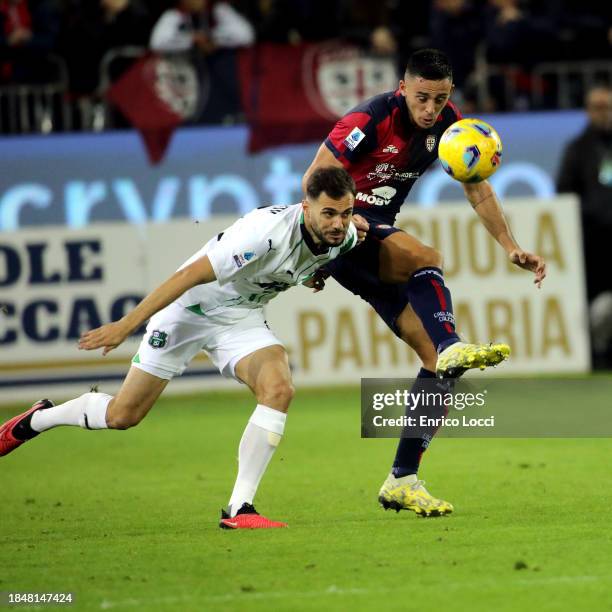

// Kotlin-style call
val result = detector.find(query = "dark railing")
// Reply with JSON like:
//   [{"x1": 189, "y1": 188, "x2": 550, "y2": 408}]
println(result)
[
  {"x1": 1, "y1": 46, "x2": 608, "y2": 136},
  {"x1": 0, "y1": 53, "x2": 71, "y2": 134}
]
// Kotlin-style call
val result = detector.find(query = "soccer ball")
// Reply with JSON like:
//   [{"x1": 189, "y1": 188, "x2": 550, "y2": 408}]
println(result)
[{"x1": 438, "y1": 118, "x2": 503, "y2": 183}]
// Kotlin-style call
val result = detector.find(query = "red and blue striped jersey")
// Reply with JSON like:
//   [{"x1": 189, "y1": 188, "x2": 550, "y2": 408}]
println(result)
[{"x1": 325, "y1": 90, "x2": 462, "y2": 224}]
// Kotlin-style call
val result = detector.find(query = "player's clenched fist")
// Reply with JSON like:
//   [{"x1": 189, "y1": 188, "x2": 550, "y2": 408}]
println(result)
[{"x1": 352, "y1": 213, "x2": 369, "y2": 243}]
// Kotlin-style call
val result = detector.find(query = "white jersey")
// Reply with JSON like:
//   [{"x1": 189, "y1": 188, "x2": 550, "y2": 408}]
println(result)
[{"x1": 176, "y1": 204, "x2": 357, "y2": 322}]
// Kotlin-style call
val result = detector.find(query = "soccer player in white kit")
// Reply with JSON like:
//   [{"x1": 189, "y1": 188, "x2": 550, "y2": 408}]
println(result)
[{"x1": 0, "y1": 167, "x2": 364, "y2": 529}]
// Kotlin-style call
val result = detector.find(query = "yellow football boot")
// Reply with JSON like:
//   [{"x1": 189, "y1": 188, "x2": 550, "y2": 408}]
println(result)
[
  {"x1": 378, "y1": 474, "x2": 453, "y2": 517},
  {"x1": 436, "y1": 341, "x2": 510, "y2": 378}
]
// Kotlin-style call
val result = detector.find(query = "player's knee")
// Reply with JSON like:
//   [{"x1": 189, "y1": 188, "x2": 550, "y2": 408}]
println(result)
[
  {"x1": 107, "y1": 413, "x2": 138, "y2": 430},
  {"x1": 106, "y1": 403, "x2": 145, "y2": 430},
  {"x1": 416, "y1": 245, "x2": 443, "y2": 270},
  {"x1": 258, "y1": 380, "x2": 295, "y2": 410}
]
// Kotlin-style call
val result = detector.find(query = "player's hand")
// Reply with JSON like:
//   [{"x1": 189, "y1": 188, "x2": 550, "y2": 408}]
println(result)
[
  {"x1": 303, "y1": 269, "x2": 329, "y2": 293},
  {"x1": 508, "y1": 249, "x2": 547, "y2": 288},
  {"x1": 352, "y1": 214, "x2": 369, "y2": 244},
  {"x1": 78, "y1": 320, "x2": 130, "y2": 355}
]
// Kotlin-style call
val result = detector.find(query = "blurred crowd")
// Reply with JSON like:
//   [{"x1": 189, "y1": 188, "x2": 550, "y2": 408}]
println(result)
[{"x1": 0, "y1": 0, "x2": 610, "y2": 121}]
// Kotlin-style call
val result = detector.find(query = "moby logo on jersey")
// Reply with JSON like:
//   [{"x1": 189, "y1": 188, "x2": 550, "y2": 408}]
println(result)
[{"x1": 355, "y1": 186, "x2": 397, "y2": 207}]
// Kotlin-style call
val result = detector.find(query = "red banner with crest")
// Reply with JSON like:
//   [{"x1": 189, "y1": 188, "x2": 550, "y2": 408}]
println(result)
[
  {"x1": 107, "y1": 53, "x2": 199, "y2": 164},
  {"x1": 238, "y1": 42, "x2": 397, "y2": 153}
]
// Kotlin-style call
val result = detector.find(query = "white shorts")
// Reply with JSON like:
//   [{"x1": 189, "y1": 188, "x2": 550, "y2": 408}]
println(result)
[{"x1": 132, "y1": 302, "x2": 283, "y2": 381}]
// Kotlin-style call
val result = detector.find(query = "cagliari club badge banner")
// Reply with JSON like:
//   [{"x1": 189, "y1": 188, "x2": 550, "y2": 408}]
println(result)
[{"x1": 238, "y1": 42, "x2": 398, "y2": 153}]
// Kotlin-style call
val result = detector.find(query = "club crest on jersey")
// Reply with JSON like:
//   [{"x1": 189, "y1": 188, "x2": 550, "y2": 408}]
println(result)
[
  {"x1": 148, "y1": 330, "x2": 168, "y2": 349},
  {"x1": 426, "y1": 135, "x2": 437, "y2": 152}
]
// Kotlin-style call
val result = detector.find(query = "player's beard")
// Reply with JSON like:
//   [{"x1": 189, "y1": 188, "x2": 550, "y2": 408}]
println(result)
[{"x1": 312, "y1": 222, "x2": 345, "y2": 247}]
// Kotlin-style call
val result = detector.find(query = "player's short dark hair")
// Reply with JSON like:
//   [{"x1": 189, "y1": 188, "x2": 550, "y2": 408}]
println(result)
[
  {"x1": 306, "y1": 166, "x2": 356, "y2": 201},
  {"x1": 405, "y1": 49, "x2": 453, "y2": 82}
]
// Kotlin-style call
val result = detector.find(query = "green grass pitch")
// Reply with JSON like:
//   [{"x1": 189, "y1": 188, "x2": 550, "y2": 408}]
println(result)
[{"x1": 2, "y1": 384, "x2": 612, "y2": 611}]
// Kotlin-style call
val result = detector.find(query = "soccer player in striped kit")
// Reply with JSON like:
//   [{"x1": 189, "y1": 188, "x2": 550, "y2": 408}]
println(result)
[{"x1": 304, "y1": 49, "x2": 546, "y2": 516}]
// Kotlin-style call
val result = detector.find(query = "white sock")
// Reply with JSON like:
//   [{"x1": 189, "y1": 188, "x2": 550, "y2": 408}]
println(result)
[
  {"x1": 227, "y1": 404, "x2": 287, "y2": 516},
  {"x1": 31, "y1": 392, "x2": 111, "y2": 432}
]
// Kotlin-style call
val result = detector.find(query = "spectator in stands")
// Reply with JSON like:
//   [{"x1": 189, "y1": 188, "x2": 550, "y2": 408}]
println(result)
[
  {"x1": 336, "y1": 1, "x2": 398, "y2": 55},
  {"x1": 150, "y1": 1, "x2": 253, "y2": 125},
  {"x1": 246, "y1": 0, "x2": 400, "y2": 54},
  {"x1": 208, "y1": 0, "x2": 254, "y2": 49},
  {"x1": 483, "y1": 0, "x2": 557, "y2": 110},
  {"x1": 150, "y1": 0, "x2": 253, "y2": 54},
  {"x1": 557, "y1": 84, "x2": 612, "y2": 367},
  {"x1": 484, "y1": 0, "x2": 533, "y2": 65},
  {"x1": 0, "y1": 0, "x2": 34, "y2": 50},
  {"x1": 150, "y1": 0, "x2": 211, "y2": 53},
  {"x1": 199, "y1": 1, "x2": 254, "y2": 124},
  {"x1": 240, "y1": 1, "x2": 332, "y2": 45},
  {"x1": 60, "y1": 0, "x2": 150, "y2": 95},
  {"x1": 430, "y1": 0, "x2": 483, "y2": 106},
  {"x1": 550, "y1": 0, "x2": 611, "y2": 61},
  {"x1": 0, "y1": 0, "x2": 61, "y2": 84}
]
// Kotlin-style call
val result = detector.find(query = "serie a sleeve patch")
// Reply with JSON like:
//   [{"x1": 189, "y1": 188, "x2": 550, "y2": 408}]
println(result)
[{"x1": 343, "y1": 126, "x2": 366, "y2": 151}]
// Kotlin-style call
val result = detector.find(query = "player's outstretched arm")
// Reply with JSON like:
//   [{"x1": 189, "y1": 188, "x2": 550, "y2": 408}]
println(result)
[
  {"x1": 463, "y1": 181, "x2": 547, "y2": 288},
  {"x1": 79, "y1": 255, "x2": 217, "y2": 354}
]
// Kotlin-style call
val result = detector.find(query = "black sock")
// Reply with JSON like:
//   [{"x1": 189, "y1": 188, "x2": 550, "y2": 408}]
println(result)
[
  {"x1": 12, "y1": 413, "x2": 40, "y2": 441},
  {"x1": 406, "y1": 267, "x2": 460, "y2": 352},
  {"x1": 391, "y1": 368, "x2": 436, "y2": 478}
]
